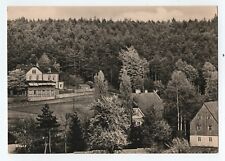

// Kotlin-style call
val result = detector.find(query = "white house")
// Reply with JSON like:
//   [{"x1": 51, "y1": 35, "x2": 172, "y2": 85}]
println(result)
[{"x1": 25, "y1": 65, "x2": 64, "y2": 101}]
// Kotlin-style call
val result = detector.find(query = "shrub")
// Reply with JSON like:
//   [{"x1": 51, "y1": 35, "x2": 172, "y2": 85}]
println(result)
[{"x1": 164, "y1": 138, "x2": 190, "y2": 153}]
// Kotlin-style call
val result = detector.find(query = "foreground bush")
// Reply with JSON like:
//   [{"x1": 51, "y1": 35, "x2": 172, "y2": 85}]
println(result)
[{"x1": 164, "y1": 138, "x2": 190, "y2": 153}]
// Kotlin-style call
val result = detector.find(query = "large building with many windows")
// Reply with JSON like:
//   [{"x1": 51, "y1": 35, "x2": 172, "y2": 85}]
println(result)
[
  {"x1": 26, "y1": 66, "x2": 64, "y2": 101},
  {"x1": 190, "y1": 101, "x2": 218, "y2": 147}
]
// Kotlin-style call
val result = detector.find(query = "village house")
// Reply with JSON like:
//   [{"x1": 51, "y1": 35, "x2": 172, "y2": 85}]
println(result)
[
  {"x1": 132, "y1": 90, "x2": 164, "y2": 126},
  {"x1": 132, "y1": 107, "x2": 145, "y2": 126},
  {"x1": 26, "y1": 65, "x2": 64, "y2": 101},
  {"x1": 190, "y1": 101, "x2": 218, "y2": 147}
]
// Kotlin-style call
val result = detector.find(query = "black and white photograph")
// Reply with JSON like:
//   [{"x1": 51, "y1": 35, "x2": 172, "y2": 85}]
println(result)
[{"x1": 7, "y1": 6, "x2": 218, "y2": 154}]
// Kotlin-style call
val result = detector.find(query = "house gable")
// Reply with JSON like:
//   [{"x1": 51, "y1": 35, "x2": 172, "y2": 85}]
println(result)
[
  {"x1": 26, "y1": 67, "x2": 43, "y2": 81},
  {"x1": 190, "y1": 101, "x2": 218, "y2": 136}
]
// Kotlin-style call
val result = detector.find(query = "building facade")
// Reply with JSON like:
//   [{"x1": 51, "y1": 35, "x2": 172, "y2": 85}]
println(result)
[
  {"x1": 190, "y1": 101, "x2": 218, "y2": 147},
  {"x1": 132, "y1": 107, "x2": 144, "y2": 126},
  {"x1": 26, "y1": 66, "x2": 63, "y2": 101}
]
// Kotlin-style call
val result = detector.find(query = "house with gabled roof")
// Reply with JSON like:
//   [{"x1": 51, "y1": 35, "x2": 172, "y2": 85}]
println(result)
[
  {"x1": 190, "y1": 101, "x2": 218, "y2": 147},
  {"x1": 25, "y1": 65, "x2": 64, "y2": 101},
  {"x1": 131, "y1": 90, "x2": 164, "y2": 126}
]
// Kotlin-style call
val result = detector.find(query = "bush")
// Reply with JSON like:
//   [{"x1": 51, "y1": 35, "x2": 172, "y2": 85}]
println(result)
[{"x1": 164, "y1": 138, "x2": 190, "y2": 153}]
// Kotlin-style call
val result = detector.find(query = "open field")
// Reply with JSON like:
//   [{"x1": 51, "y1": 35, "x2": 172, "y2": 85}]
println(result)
[{"x1": 8, "y1": 95, "x2": 95, "y2": 126}]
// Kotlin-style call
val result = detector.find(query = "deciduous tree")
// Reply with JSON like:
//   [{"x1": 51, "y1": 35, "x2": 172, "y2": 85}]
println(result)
[
  {"x1": 119, "y1": 46, "x2": 148, "y2": 91},
  {"x1": 88, "y1": 96, "x2": 129, "y2": 153},
  {"x1": 94, "y1": 70, "x2": 108, "y2": 100}
]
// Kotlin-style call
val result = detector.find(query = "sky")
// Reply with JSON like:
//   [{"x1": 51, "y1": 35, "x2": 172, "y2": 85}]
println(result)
[{"x1": 7, "y1": 6, "x2": 217, "y2": 21}]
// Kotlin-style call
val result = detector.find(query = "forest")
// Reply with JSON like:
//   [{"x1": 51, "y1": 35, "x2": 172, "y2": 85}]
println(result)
[
  {"x1": 8, "y1": 16, "x2": 217, "y2": 90},
  {"x1": 8, "y1": 16, "x2": 218, "y2": 153}
]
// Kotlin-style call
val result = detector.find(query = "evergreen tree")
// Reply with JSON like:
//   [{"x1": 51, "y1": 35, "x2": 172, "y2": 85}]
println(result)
[
  {"x1": 68, "y1": 112, "x2": 86, "y2": 152},
  {"x1": 36, "y1": 104, "x2": 60, "y2": 153}
]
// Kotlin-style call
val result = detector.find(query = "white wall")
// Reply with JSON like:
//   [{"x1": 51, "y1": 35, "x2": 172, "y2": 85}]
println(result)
[
  {"x1": 190, "y1": 135, "x2": 218, "y2": 147},
  {"x1": 43, "y1": 73, "x2": 59, "y2": 82},
  {"x1": 26, "y1": 67, "x2": 42, "y2": 81}
]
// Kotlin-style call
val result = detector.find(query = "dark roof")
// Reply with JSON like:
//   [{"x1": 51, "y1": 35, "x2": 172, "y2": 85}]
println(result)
[
  {"x1": 204, "y1": 101, "x2": 218, "y2": 122},
  {"x1": 38, "y1": 65, "x2": 59, "y2": 74},
  {"x1": 132, "y1": 92, "x2": 164, "y2": 114}
]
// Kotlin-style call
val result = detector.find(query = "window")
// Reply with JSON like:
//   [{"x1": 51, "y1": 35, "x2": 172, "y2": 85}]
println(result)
[
  {"x1": 48, "y1": 75, "x2": 51, "y2": 80},
  {"x1": 208, "y1": 125, "x2": 212, "y2": 131},
  {"x1": 53, "y1": 76, "x2": 55, "y2": 80},
  {"x1": 207, "y1": 115, "x2": 211, "y2": 119},
  {"x1": 197, "y1": 125, "x2": 201, "y2": 131},
  {"x1": 198, "y1": 137, "x2": 201, "y2": 142},
  {"x1": 197, "y1": 115, "x2": 201, "y2": 119},
  {"x1": 136, "y1": 122, "x2": 141, "y2": 126},
  {"x1": 29, "y1": 76, "x2": 32, "y2": 80},
  {"x1": 36, "y1": 75, "x2": 39, "y2": 80},
  {"x1": 34, "y1": 90, "x2": 36, "y2": 95},
  {"x1": 209, "y1": 137, "x2": 212, "y2": 142},
  {"x1": 32, "y1": 69, "x2": 36, "y2": 74}
]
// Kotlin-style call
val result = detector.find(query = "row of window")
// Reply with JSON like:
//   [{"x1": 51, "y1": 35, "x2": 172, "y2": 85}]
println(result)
[
  {"x1": 198, "y1": 137, "x2": 213, "y2": 142},
  {"x1": 196, "y1": 125, "x2": 212, "y2": 131},
  {"x1": 197, "y1": 115, "x2": 211, "y2": 120},
  {"x1": 29, "y1": 90, "x2": 55, "y2": 96},
  {"x1": 28, "y1": 75, "x2": 56, "y2": 81}
]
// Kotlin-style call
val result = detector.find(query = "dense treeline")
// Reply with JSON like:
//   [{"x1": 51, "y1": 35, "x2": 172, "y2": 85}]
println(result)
[{"x1": 8, "y1": 16, "x2": 217, "y2": 89}]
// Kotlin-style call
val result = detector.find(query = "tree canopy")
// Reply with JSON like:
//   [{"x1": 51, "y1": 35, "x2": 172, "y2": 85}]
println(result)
[
  {"x1": 8, "y1": 17, "x2": 217, "y2": 88},
  {"x1": 87, "y1": 96, "x2": 130, "y2": 153}
]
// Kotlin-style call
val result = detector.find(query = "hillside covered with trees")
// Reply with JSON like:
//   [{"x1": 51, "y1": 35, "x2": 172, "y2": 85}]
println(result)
[
  {"x1": 8, "y1": 17, "x2": 218, "y2": 153},
  {"x1": 8, "y1": 16, "x2": 217, "y2": 90}
]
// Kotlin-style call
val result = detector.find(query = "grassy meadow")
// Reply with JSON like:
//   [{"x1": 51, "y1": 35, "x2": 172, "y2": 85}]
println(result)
[{"x1": 8, "y1": 95, "x2": 95, "y2": 127}]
